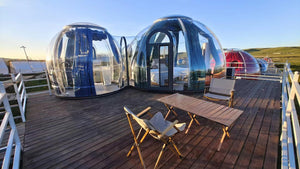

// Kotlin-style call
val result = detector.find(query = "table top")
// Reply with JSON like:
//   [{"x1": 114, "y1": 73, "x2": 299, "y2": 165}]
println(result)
[{"x1": 157, "y1": 93, "x2": 243, "y2": 127}]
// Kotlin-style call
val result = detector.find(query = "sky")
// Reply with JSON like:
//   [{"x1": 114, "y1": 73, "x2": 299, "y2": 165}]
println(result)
[{"x1": 0, "y1": 0, "x2": 299, "y2": 60}]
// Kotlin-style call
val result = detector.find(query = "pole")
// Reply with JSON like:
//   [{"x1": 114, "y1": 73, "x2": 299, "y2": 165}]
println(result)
[
  {"x1": 20, "y1": 46, "x2": 29, "y2": 61},
  {"x1": 120, "y1": 37, "x2": 129, "y2": 86}
]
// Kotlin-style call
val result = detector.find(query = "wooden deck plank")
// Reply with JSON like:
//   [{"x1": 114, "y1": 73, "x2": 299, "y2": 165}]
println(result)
[
  {"x1": 24, "y1": 120, "x2": 132, "y2": 167},
  {"x1": 220, "y1": 80, "x2": 274, "y2": 169},
  {"x1": 154, "y1": 121, "x2": 215, "y2": 169},
  {"x1": 24, "y1": 112, "x2": 130, "y2": 148},
  {"x1": 263, "y1": 83, "x2": 281, "y2": 169},
  {"x1": 115, "y1": 110, "x2": 199, "y2": 169},
  {"x1": 21, "y1": 79, "x2": 281, "y2": 169},
  {"x1": 176, "y1": 126, "x2": 221, "y2": 169},
  {"x1": 234, "y1": 81, "x2": 276, "y2": 168},
  {"x1": 249, "y1": 98, "x2": 273, "y2": 168},
  {"x1": 248, "y1": 84, "x2": 279, "y2": 169},
  {"x1": 204, "y1": 80, "x2": 266, "y2": 169}
]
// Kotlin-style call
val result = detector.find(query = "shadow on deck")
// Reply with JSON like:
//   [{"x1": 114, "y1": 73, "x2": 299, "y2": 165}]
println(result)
[{"x1": 22, "y1": 79, "x2": 281, "y2": 169}]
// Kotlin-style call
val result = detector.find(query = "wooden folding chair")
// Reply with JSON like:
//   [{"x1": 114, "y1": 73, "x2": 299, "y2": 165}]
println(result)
[
  {"x1": 124, "y1": 106, "x2": 186, "y2": 169},
  {"x1": 204, "y1": 78, "x2": 236, "y2": 107}
]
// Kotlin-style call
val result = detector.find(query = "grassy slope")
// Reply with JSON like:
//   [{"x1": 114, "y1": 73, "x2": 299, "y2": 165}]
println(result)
[
  {"x1": 244, "y1": 46, "x2": 300, "y2": 72},
  {"x1": 245, "y1": 47, "x2": 300, "y2": 114}
]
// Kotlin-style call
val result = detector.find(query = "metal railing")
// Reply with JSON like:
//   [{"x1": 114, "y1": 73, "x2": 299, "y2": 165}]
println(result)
[
  {"x1": 11, "y1": 73, "x2": 27, "y2": 122},
  {"x1": 0, "y1": 82, "x2": 22, "y2": 169},
  {"x1": 281, "y1": 62, "x2": 300, "y2": 169}
]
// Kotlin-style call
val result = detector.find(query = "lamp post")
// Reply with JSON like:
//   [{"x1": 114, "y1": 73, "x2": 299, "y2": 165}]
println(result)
[
  {"x1": 20, "y1": 46, "x2": 34, "y2": 71},
  {"x1": 20, "y1": 46, "x2": 29, "y2": 61}
]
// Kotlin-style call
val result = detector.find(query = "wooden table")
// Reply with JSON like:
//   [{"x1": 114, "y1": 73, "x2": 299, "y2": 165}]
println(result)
[{"x1": 157, "y1": 93, "x2": 243, "y2": 151}]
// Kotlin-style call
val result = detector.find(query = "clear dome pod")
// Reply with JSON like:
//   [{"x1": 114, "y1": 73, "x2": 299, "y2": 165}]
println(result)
[
  {"x1": 47, "y1": 23, "x2": 124, "y2": 97},
  {"x1": 256, "y1": 58, "x2": 268, "y2": 73},
  {"x1": 128, "y1": 16, "x2": 226, "y2": 91},
  {"x1": 224, "y1": 49, "x2": 261, "y2": 76}
]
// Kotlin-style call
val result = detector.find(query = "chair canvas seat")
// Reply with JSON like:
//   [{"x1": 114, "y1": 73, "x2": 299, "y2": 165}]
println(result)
[
  {"x1": 204, "y1": 93, "x2": 231, "y2": 101},
  {"x1": 204, "y1": 78, "x2": 236, "y2": 107},
  {"x1": 124, "y1": 106, "x2": 185, "y2": 169},
  {"x1": 149, "y1": 112, "x2": 186, "y2": 137}
]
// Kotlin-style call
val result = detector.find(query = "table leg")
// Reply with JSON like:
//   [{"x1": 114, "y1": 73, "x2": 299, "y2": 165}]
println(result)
[
  {"x1": 217, "y1": 126, "x2": 230, "y2": 151},
  {"x1": 185, "y1": 112, "x2": 199, "y2": 134},
  {"x1": 193, "y1": 114, "x2": 200, "y2": 125},
  {"x1": 171, "y1": 106, "x2": 178, "y2": 116},
  {"x1": 188, "y1": 112, "x2": 200, "y2": 125},
  {"x1": 185, "y1": 117, "x2": 194, "y2": 134},
  {"x1": 164, "y1": 104, "x2": 178, "y2": 120}
]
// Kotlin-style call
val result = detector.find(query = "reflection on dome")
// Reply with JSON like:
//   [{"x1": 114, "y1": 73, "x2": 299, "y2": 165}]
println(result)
[
  {"x1": 225, "y1": 49, "x2": 261, "y2": 75},
  {"x1": 47, "y1": 17, "x2": 227, "y2": 97},
  {"x1": 46, "y1": 23, "x2": 124, "y2": 97},
  {"x1": 263, "y1": 57, "x2": 273, "y2": 63},
  {"x1": 128, "y1": 16, "x2": 226, "y2": 91}
]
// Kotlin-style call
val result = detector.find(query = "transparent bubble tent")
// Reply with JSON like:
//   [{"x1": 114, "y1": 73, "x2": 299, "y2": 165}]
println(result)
[
  {"x1": 128, "y1": 16, "x2": 225, "y2": 91},
  {"x1": 225, "y1": 49, "x2": 261, "y2": 76},
  {"x1": 47, "y1": 16, "x2": 226, "y2": 97},
  {"x1": 256, "y1": 58, "x2": 268, "y2": 73},
  {"x1": 47, "y1": 23, "x2": 124, "y2": 97}
]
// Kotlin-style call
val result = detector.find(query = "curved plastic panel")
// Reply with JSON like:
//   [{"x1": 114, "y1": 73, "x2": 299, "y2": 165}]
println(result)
[
  {"x1": 225, "y1": 49, "x2": 261, "y2": 75},
  {"x1": 46, "y1": 23, "x2": 124, "y2": 97},
  {"x1": 129, "y1": 16, "x2": 225, "y2": 91}
]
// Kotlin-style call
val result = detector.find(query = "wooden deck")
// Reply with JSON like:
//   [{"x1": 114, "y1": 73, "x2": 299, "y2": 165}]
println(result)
[{"x1": 22, "y1": 79, "x2": 281, "y2": 169}]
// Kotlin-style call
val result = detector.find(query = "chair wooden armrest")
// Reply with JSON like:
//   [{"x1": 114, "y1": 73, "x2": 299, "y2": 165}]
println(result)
[
  {"x1": 229, "y1": 90, "x2": 235, "y2": 107},
  {"x1": 174, "y1": 126, "x2": 181, "y2": 133},
  {"x1": 137, "y1": 107, "x2": 152, "y2": 117},
  {"x1": 159, "y1": 120, "x2": 178, "y2": 139}
]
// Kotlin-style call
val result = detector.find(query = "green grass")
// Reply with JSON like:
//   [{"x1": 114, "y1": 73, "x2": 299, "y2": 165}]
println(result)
[
  {"x1": 244, "y1": 46, "x2": 300, "y2": 72},
  {"x1": 24, "y1": 79, "x2": 48, "y2": 93}
]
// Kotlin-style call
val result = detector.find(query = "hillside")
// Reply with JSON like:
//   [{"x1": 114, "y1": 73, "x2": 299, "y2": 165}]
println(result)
[{"x1": 244, "y1": 46, "x2": 300, "y2": 72}]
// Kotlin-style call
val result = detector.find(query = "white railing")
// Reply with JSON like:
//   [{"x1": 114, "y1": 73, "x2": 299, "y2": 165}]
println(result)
[
  {"x1": 229, "y1": 62, "x2": 283, "y2": 81},
  {"x1": 0, "y1": 82, "x2": 22, "y2": 169},
  {"x1": 281, "y1": 62, "x2": 300, "y2": 169},
  {"x1": 11, "y1": 73, "x2": 27, "y2": 122},
  {"x1": 0, "y1": 71, "x2": 51, "y2": 122},
  {"x1": 235, "y1": 73, "x2": 282, "y2": 81},
  {"x1": 22, "y1": 71, "x2": 52, "y2": 96}
]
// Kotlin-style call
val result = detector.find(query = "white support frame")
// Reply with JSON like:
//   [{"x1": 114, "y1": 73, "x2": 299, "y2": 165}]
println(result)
[
  {"x1": 228, "y1": 61, "x2": 283, "y2": 81},
  {"x1": 281, "y1": 62, "x2": 300, "y2": 169},
  {"x1": 0, "y1": 71, "x2": 52, "y2": 122},
  {"x1": 11, "y1": 73, "x2": 27, "y2": 122},
  {"x1": 23, "y1": 71, "x2": 52, "y2": 96},
  {"x1": 0, "y1": 82, "x2": 22, "y2": 169}
]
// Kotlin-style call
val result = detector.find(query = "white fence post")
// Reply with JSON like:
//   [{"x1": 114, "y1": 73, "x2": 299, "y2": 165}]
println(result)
[
  {"x1": 286, "y1": 71, "x2": 299, "y2": 111},
  {"x1": 45, "y1": 70, "x2": 52, "y2": 95},
  {"x1": 281, "y1": 63, "x2": 289, "y2": 169},
  {"x1": 0, "y1": 82, "x2": 22, "y2": 169},
  {"x1": 11, "y1": 73, "x2": 26, "y2": 122},
  {"x1": 20, "y1": 73, "x2": 27, "y2": 118},
  {"x1": 281, "y1": 61, "x2": 300, "y2": 168},
  {"x1": 287, "y1": 71, "x2": 300, "y2": 166}
]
